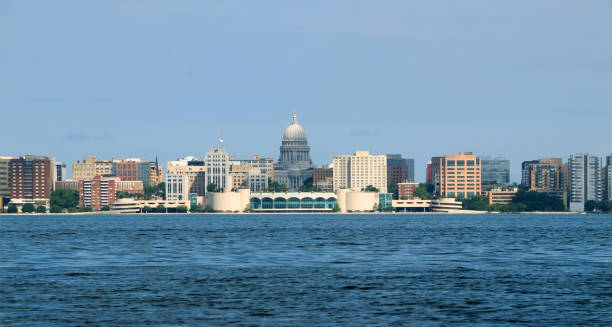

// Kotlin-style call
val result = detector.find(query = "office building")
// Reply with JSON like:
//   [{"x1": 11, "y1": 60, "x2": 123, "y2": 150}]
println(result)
[
  {"x1": 54, "y1": 180, "x2": 79, "y2": 191},
  {"x1": 431, "y1": 152, "x2": 481, "y2": 199},
  {"x1": 313, "y1": 166, "x2": 333, "y2": 192},
  {"x1": 397, "y1": 182, "x2": 419, "y2": 199},
  {"x1": 481, "y1": 157, "x2": 510, "y2": 186},
  {"x1": 205, "y1": 145, "x2": 230, "y2": 192},
  {"x1": 112, "y1": 159, "x2": 152, "y2": 186},
  {"x1": 521, "y1": 158, "x2": 567, "y2": 192},
  {"x1": 486, "y1": 188, "x2": 518, "y2": 205},
  {"x1": 274, "y1": 111, "x2": 316, "y2": 191},
  {"x1": 167, "y1": 157, "x2": 207, "y2": 196},
  {"x1": 78, "y1": 175, "x2": 116, "y2": 210},
  {"x1": 333, "y1": 151, "x2": 387, "y2": 192},
  {"x1": 568, "y1": 153, "x2": 602, "y2": 212},
  {"x1": 426, "y1": 162, "x2": 432, "y2": 184},
  {"x1": 234, "y1": 155, "x2": 275, "y2": 181},
  {"x1": 55, "y1": 162, "x2": 67, "y2": 182},
  {"x1": 165, "y1": 173, "x2": 189, "y2": 201},
  {"x1": 386, "y1": 154, "x2": 410, "y2": 191},
  {"x1": 9, "y1": 155, "x2": 55, "y2": 205},
  {"x1": 0, "y1": 157, "x2": 11, "y2": 199},
  {"x1": 72, "y1": 156, "x2": 113, "y2": 181}
]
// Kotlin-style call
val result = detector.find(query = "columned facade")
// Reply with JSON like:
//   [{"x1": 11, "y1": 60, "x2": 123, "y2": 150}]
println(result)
[{"x1": 274, "y1": 111, "x2": 315, "y2": 191}]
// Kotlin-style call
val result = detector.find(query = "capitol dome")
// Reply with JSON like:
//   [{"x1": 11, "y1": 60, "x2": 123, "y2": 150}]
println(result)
[{"x1": 283, "y1": 112, "x2": 307, "y2": 142}]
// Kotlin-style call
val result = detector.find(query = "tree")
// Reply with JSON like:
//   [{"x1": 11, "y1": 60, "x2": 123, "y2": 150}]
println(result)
[
  {"x1": 204, "y1": 205, "x2": 214, "y2": 213},
  {"x1": 22, "y1": 203, "x2": 35, "y2": 213},
  {"x1": 584, "y1": 200, "x2": 597, "y2": 212},
  {"x1": 400, "y1": 196, "x2": 409, "y2": 200},
  {"x1": 364, "y1": 185, "x2": 379, "y2": 192},
  {"x1": 387, "y1": 184, "x2": 398, "y2": 199},
  {"x1": 51, "y1": 189, "x2": 79, "y2": 210},
  {"x1": 267, "y1": 178, "x2": 288, "y2": 192},
  {"x1": 176, "y1": 205, "x2": 188, "y2": 213},
  {"x1": 243, "y1": 203, "x2": 252, "y2": 213},
  {"x1": 7, "y1": 204, "x2": 18, "y2": 214},
  {"x1": 142, "y1": 206, "x2": 152, "y2": 213},
  {"x1": 461, "y1": 196, "x2": 489, "y2": 211},
  {"x1": 512, "y1": 191, "x2": 564, "y2": 212},
  {"x1": 298, "y1": 177, "x2": 314, "y2": 192},
  {"x1": 36, "y1": 205, "x2": 46, "y2": 213},
  {"x1": 332, "y1": 203, "x2": 340, "y2": 212},
  {"x1": 207, "y1": 183, "x2": 219, "y2": 193},
  {"x1": 155, "y1": 204, "x2": 166, "y2": 213},
  {"x1": 190, "y1": 204, "x2": 203, "y2": 213},
  {"x1": 79, "y1": 206, "x2": 92, "y2": 212},
  {"x1": 100, "y1": 206, "x2": 110, "y2": 211},
  {"x1": 50, "y1": 205, "x2": 63, "y2": 213},
  {"x1": 598, "y1": 200, "x2": 612, "y2": 213},
  {"x1": 414, "y1": 186, "x2": 429, "y2": 200}
]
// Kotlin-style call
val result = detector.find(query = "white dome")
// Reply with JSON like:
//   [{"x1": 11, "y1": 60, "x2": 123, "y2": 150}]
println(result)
[{"x1": 282, "y1": 112, "x2": 307, "y2": 141}]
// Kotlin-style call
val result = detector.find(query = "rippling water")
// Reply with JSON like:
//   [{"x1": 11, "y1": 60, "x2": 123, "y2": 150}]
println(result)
[{"x1": 1, "y1": 214, "x2": 611, "y2": 326}]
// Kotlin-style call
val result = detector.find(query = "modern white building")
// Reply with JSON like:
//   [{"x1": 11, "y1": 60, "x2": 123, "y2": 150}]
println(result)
[
  {"x1": 165, "y1": 173, "x2": 189, "y2": 201},
  {"x1": 568, "y1": 153, "x2": 602, "y2": 212},
  {"x1": 333, "y1": 151, "x2": 387, "y2": 192},
  {"x1": 606, "y1": 154, "x2": 612, "y2": 200},
  {"x1": 205, "y1": 145, "x2": 230, "y2": 193}
]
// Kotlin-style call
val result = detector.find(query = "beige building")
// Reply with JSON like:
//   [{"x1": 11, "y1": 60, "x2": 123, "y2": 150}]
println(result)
[
  {"x1": 486, "y1": 188, "x2": 518, "y2": 205},
  {"x1": 0, "y1": 156, "x2": 11, "y2": 198},
  {"x1": 432, "y1": 152, "x2": 482, "y2": 199},
  {"x1": 72, "y1": 156, "x2": 113, "y2": 181},
  {"x1": 333, "y1": 151, "x2": 387, "y2": 192},
  {"x1": 107, "y1": 178, "x2": 144, "y2": 194},
  {"x1": 167, "y1": 157, "x2": 206, "y2": 196},
  {"x1": 54, "y1": 180, "x2": 79, "y2": 191}
]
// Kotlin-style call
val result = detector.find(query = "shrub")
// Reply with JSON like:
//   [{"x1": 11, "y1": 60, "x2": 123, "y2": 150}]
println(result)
[
  {"x1": 22, "y1": 203, "x2": 35, "y2": 213},
  {"x1": 36, "y1": 205, "x2": 46, "y2": 213},
  {"x1": 7, "y1": 204, "x2": 18, "y2": 214}
]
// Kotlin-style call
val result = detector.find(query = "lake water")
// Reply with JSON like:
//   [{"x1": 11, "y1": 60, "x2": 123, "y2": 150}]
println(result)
[{"x1": 1, "y1": 214, "x2": 611, "y2": 326}]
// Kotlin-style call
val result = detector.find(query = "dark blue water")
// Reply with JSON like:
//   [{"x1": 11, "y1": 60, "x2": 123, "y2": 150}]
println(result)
[{"x1": 1, "y1": 214, "x2": 611, "y2": 326}]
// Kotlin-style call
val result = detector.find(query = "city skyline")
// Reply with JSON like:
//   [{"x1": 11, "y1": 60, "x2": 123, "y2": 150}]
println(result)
[{"x1": 2, "y1": 1, "x2": 612, "y2": 183}]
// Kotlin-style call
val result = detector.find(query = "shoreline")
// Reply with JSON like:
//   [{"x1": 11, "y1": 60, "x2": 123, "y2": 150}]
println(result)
[{"x1": 0, "y1": 211, "x2": 605, "y2": 216}]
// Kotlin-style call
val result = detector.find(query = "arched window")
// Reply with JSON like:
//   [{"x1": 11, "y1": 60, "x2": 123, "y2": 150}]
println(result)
[
  {"x1": 314, "y1": 197, "x2": 325, "y2": 208},
  {"x1": 262, "y1": 197, "x2": 273, "y2": 209},
  {"x1": 301, "y1": 197, "x2": 313, "y2": 208},
  {"x1": 250, "y1": 198, "x2": 262, "y2": 209},
  {"x1": 274, "y1": 197, "x2": 287, "y2": 209},
  {"x1": 326, "y1": 198, "x2": 336, "y2": 209},
  {"x1": 288, "y1": 197, "x2": 300, "y2": 209}
]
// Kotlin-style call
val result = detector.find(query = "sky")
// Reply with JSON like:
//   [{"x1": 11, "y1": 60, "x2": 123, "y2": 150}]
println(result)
[{"x1": 1, "y1": 0, "x2": 611, "y2": 183}]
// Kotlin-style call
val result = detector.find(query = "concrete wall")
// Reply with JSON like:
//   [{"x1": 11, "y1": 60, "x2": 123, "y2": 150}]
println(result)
[{"x1": 206, "y1": 189, "x2": 251, "y2": 212}]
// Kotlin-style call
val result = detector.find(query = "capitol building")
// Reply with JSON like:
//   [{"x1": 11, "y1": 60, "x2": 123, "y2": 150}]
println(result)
[{"x1": 274, "y1": 111, "x2": 316, "y2": 191}]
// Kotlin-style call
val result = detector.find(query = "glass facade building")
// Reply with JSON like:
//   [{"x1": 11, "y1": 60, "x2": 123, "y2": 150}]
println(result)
[{"x1": 481, "y1": 157, "x2": 510, "y2": 186}]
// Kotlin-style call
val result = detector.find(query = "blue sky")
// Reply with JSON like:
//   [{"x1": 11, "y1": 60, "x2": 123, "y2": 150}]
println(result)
[{"x1": 1, "y1": 1, "x2": 611, "y2": 182}]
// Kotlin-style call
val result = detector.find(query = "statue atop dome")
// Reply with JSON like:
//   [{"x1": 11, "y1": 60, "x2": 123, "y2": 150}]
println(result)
[{"x1": 274, "y1": 111, "x2": 316, "y2": 191}]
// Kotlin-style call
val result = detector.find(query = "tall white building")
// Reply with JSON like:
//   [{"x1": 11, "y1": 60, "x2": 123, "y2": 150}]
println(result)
[
  {"x1": 568, "y1": 153, "x2": 602, "y2": 212},
  {"x1": 333, "y1": 151, "x2": 387, "y2": 192},
  {"x1": 205, "y1": 145, "x2": 230, "y2": 192},
  {"x1": 606, "y1": 154, "x2": 612, "y2": 200},
  {"x1": 167, "y1": 157, "x2": 206, "y2": 196},
  {"x1": 165, "y1": 173, "x2": 189, "y2": 201}
]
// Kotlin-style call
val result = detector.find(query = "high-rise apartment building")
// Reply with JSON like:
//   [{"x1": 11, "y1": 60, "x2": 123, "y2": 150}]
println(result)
[
  {"x1": 333, "y1": 151, "x2": 387, "y2": 192},
  {"x1": 568, "y1": 153, "x2": 602, "y2": 212},
  {"x1": 521, "y1": 158, "x2": 567, "y2": 191},
  {"x1": 0, "y1": 157, "x2": 11, "y2": 199},
  {"x1": 78, "y1": 175, "x2": 116, "y2": 210},
  {"x1": 55, "y1": 162, "x2": 67, "y2": 182},
  {"x1": 606, "y1": 155, "x2": 612, "y2": 200},
  {"x1": 167, "y1": 157, "x2": 206, "y2": 196},
  {"x1": 205, "y1": 146, "x2": 230, "y2": 192},
  {"x1": 481, "y1": 157, "x2": 510, "y2": 186},
  {"x1": 9, "y1": 156, "x2": 55, "y2": 204},
  {"x1": 431, "y1": 152, "x2": 481, "y2": 199}
]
